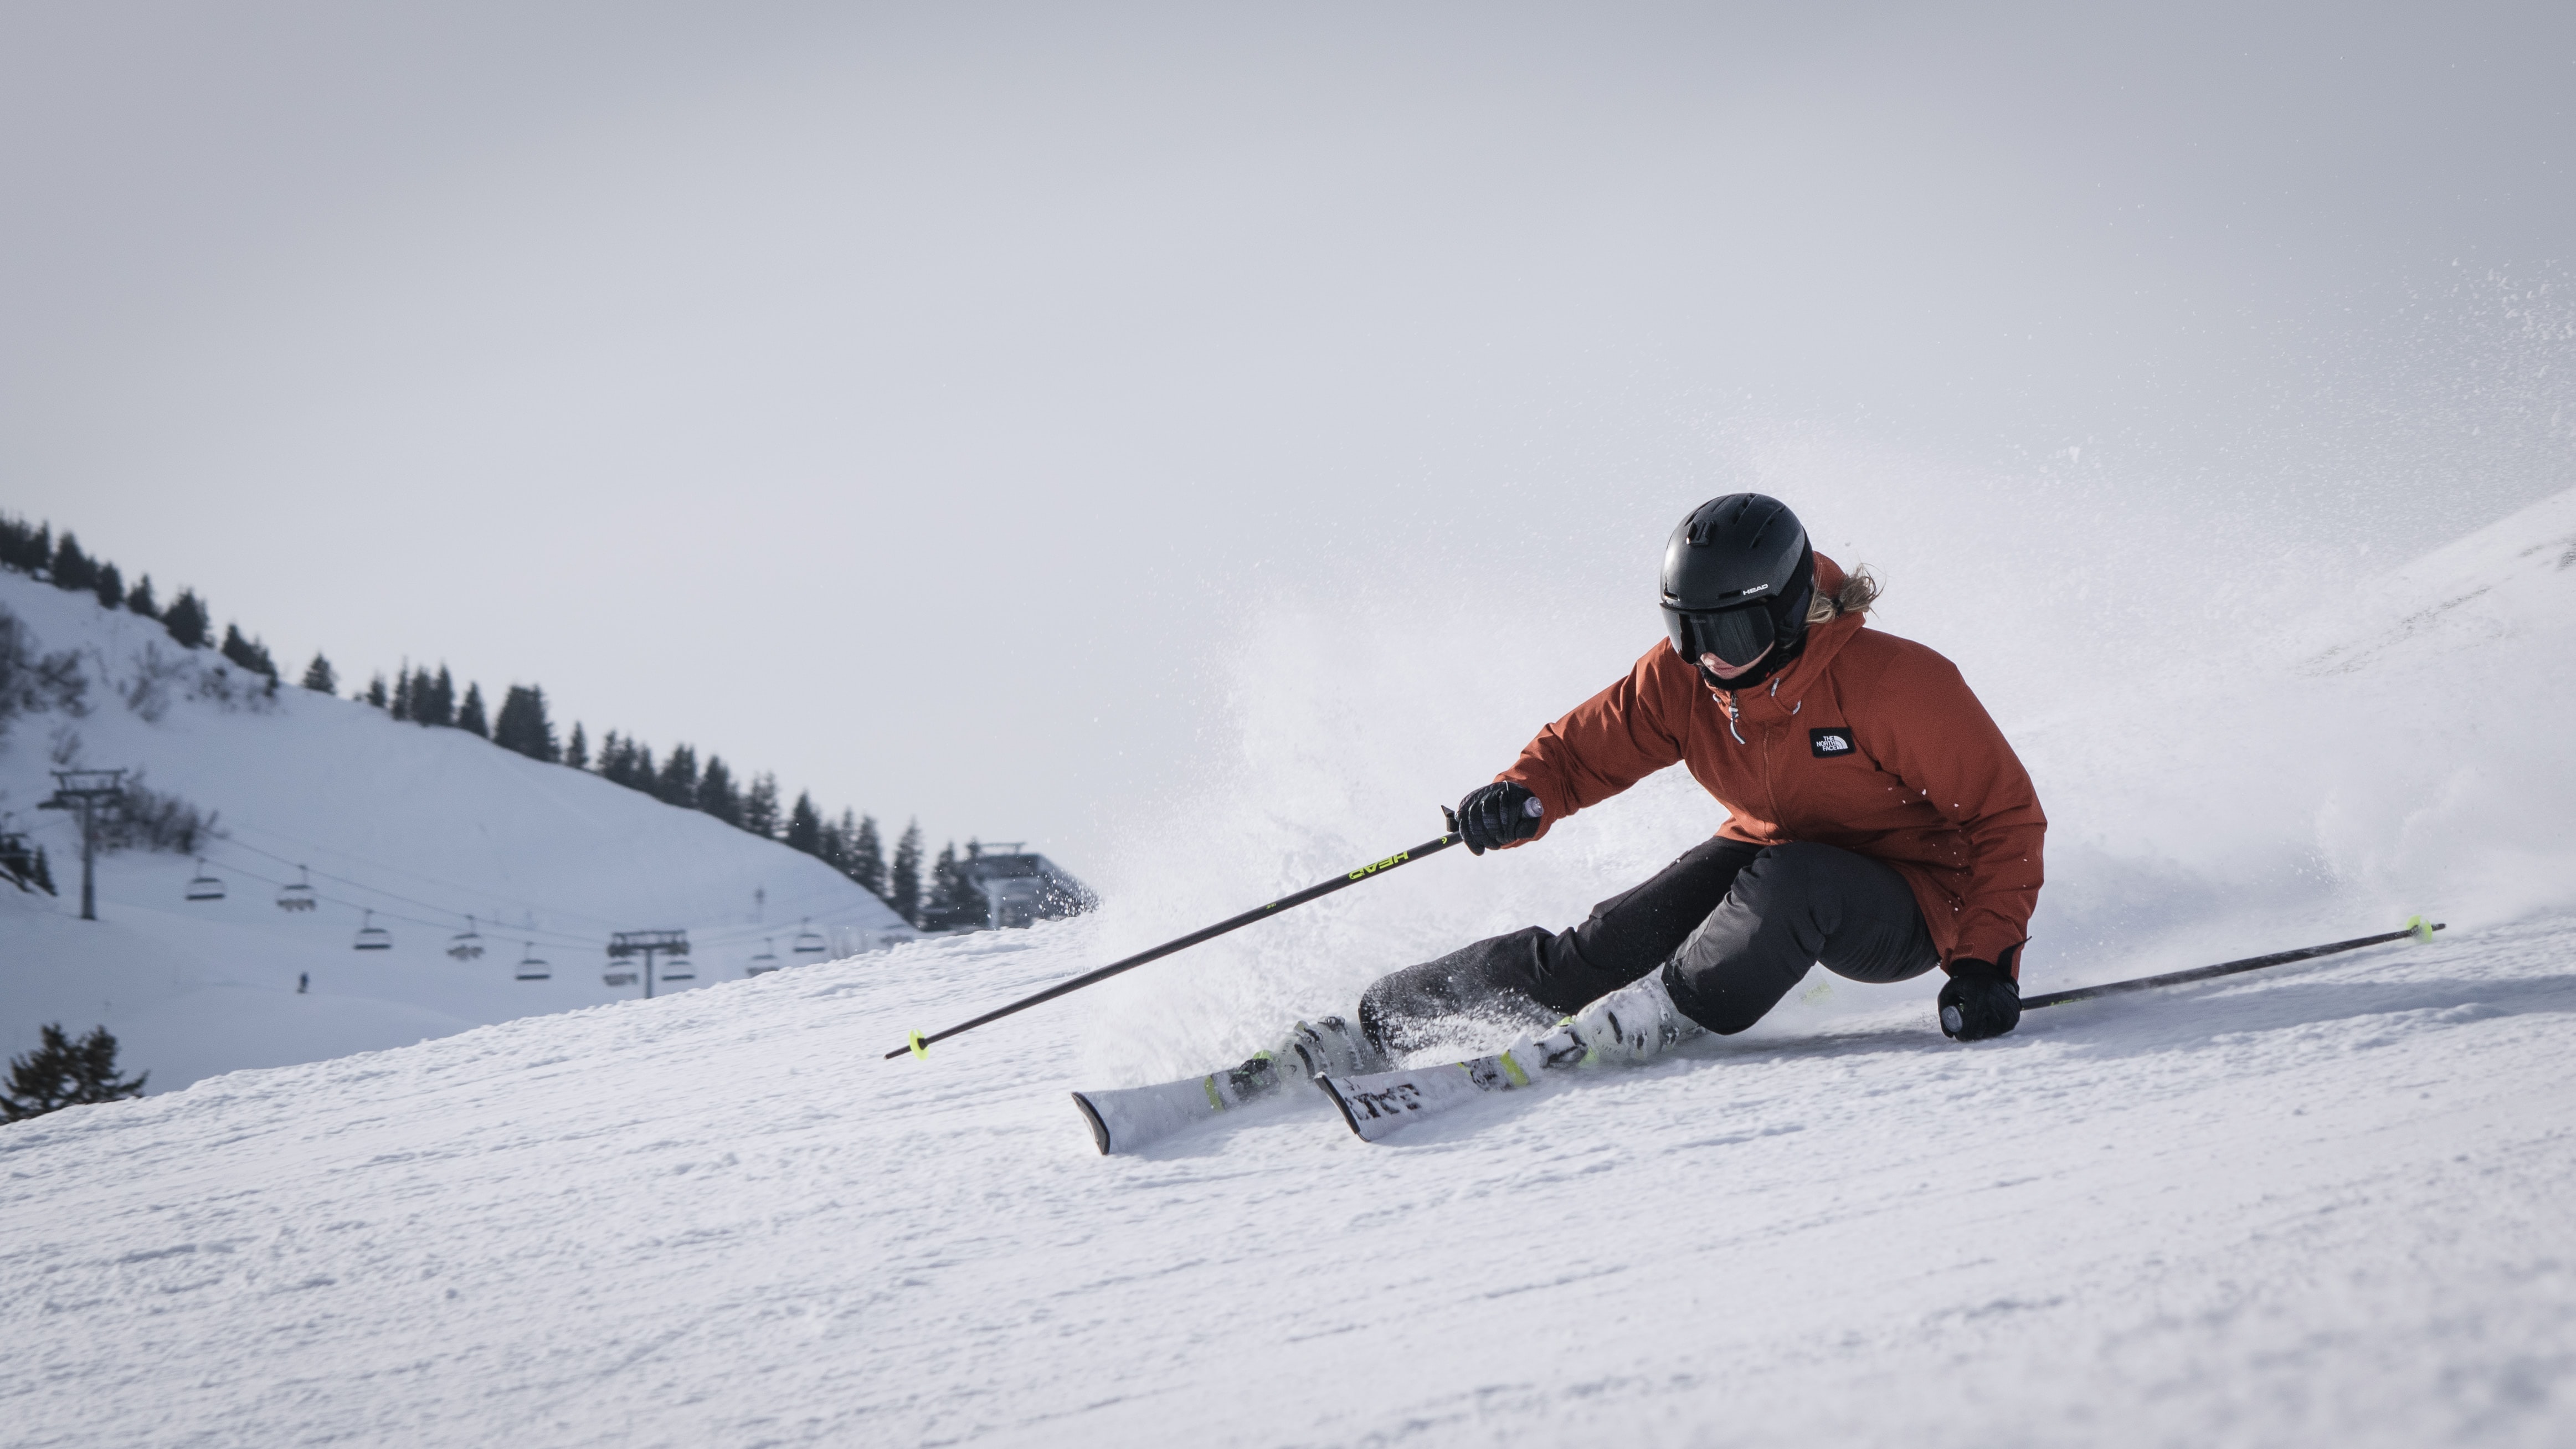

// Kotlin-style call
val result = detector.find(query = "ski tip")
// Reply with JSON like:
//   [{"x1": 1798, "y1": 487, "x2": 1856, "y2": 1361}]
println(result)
[
  {"x1": 1313, "y1": 1073, "x2": 1370, "y2": 1140},
  {"x1": 1070, "y1": 1091, "x2": 1113, "y2": 1155}
]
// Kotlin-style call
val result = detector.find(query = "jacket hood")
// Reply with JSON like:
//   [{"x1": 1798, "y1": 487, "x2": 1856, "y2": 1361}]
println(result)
[{"x1": 1715, "y1": 551, "x2": 1860, "y2": 708}]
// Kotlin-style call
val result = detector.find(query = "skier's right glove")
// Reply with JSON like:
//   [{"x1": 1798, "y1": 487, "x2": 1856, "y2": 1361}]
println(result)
[
  {"x1": 1937, "y1": 958, "x2": 2020, "y2": 1041},
  {"x1": 1457, "y1": 781, "x2": 1544, "y2": 855}
]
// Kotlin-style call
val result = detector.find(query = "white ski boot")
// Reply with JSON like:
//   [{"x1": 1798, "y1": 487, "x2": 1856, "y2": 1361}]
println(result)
[
  {"x1": 1565, "y1": 972, "x2": 1704, "y2": 1066},
  {"x1": 1269, "y1": 1015, "x2": 1386, "y2": 1078}
]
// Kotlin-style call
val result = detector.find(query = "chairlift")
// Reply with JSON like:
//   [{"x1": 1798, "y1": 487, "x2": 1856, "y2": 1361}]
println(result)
[
  {"x1": 660, "y1": 955, "x2": 696, "y2": 983},
  {"x1": 353, "y1": 910, "x2": 393, "y2": 951},
  {"x1": 791, "y1": 918, "x2": 827, "y2": 959},
  {"x1": 744, "y1": 938, "x2": 781, "y2": 978},
  {"x1": 184, "y1": 859, "x2": 227, "y2": 902},
  {"x1": 275, "y1": 866, "x2": 318, "y2": 913},
  {"x1": 603, "y1": 968, "x2": 637, "y2": 987},
  {"x1": 446, "y1": 916, "x2": 486, "y2": 962},
  {"x1": 513, "y1": 942, "x2": 551, "y2": 982}
]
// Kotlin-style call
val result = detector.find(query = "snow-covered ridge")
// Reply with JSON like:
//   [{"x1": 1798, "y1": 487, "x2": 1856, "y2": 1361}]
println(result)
[
  {"x1": 0, "y1": 569, "x2": 909, "y2": 1091},
  {"x1": 2295, "y1": 485, "x2": 2576, "y2": 676}
]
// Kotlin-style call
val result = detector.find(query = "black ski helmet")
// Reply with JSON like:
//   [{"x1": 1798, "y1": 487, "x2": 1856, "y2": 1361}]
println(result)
[{"x1": 1659, "y1": 494, "x2": 1817, "y2": 692}]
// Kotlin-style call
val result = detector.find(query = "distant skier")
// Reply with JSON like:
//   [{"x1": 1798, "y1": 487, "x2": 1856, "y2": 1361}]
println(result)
[{"x1": 1361, "y1": 493, "x2": 2045, "y2": 1062}]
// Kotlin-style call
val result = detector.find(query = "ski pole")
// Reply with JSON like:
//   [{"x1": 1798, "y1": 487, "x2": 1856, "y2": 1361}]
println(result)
[
  {"x1": 2021, "y1": 917, "x2": 2444, "y2": 1011},
  {"x1": 888, "y1": 810, "x2": 1465, "y2": 1061}
]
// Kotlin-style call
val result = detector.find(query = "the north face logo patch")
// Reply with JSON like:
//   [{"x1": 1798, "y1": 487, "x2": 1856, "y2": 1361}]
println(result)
[{"x1": 1810, "y1": 728, "x2": 1855, "y2": 757}]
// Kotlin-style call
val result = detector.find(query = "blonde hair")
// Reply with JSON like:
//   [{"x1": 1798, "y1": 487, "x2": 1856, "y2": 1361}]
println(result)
[{"x1": 1807, "y1": 563, "x2": 1881, "y2": 624}]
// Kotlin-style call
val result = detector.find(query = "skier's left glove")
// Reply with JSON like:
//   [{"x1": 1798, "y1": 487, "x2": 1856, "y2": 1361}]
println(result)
[{"x1": 1937, "y1": 958, "x2": 2020, "y2": 1041}]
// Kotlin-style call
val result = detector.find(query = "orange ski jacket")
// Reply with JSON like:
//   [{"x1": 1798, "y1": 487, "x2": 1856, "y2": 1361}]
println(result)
[{"x1": 1497, "y1": 554, "x2": 2045, "y2": 975}]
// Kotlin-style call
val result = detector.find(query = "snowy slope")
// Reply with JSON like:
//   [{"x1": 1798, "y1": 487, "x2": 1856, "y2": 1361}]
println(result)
[
  {"x1": 5, "y1": 493, "x2": 2575, "y2": 1447},
  {"x1": 3, "y1": 910, "x2": 2570, "y2": 1447},
  {"x1": 0, "y1": 571, "x2": 910, "y2": 1090}
]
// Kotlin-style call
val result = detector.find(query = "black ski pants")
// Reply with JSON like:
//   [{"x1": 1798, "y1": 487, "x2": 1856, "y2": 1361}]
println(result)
[{"x1": 1359, "y1": 838, "x2": 1940, "y2": 1053}]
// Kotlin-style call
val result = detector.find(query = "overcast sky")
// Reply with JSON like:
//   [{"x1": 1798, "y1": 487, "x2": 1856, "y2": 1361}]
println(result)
[{"x1": 6, "y1": 2, "x2": 2570, "y2": 886}]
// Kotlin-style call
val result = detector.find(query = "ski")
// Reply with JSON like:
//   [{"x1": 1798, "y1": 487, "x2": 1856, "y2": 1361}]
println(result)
[
  {"x1": 1072, "y1": 1055, "x2": 1293, "y2": 1155},
  {"x1": 1072, "y1": 1016, "x2": 1379, "y2": 1155},
  {"x1": 1314, "y1": 1027, "x2": 1586, "y2": 1144},
  {"x1": 1314, "y1": 921, "x2": 2448, "y2": 1143}
]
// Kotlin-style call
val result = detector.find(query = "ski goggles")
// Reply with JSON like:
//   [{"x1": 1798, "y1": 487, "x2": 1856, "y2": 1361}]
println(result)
[{"x1": 1662, "y1": 599, "x2": 1778, "y2": 668}]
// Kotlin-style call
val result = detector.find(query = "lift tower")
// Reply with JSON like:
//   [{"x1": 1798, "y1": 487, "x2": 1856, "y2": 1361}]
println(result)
[{"x1": 38, "y1": 769, "x2": 127, "y2": 922}]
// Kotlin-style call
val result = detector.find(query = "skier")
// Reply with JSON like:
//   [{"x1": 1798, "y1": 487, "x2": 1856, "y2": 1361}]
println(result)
[{"x1": 1361, "y1": 493, "x2": 2045, "y2": 1063}]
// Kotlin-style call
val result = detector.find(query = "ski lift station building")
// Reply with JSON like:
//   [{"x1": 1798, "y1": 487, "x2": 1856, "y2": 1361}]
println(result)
[{"x1": 959, "y1": 843, "x2": 1094, "y2": 930}]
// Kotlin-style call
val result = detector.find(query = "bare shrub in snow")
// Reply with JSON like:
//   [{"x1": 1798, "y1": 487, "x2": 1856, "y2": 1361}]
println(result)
[
  {"x1": 0, "y1": 605, "x2": 88, "y2": 743},
  {"x1": 121, "y1": 639, "x2": 189, "y2": 722},
  {"x1": 188, "y1": 660, "x2": 277, "y2": 713},
  {"x1": 97, "y1": 770, "x2": 220, "y2": 856}
]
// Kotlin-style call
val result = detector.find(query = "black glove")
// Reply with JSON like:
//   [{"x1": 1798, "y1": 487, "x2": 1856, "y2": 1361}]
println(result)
[
  {"x1": 1457, "y1": 782, "x2": 1543, "y2": 855},
  {"x1": 1937, "y1": 958, "x2": 2020, "y2": 1041}
]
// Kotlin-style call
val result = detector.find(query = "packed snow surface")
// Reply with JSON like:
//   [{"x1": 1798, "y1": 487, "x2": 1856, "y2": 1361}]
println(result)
[
  {"x1": 4, "y1": 910, "x2": 2572, "y2": 1446},
  {"x1": 8, "y1": 487, "x2": 2576, "y2": 1444}
]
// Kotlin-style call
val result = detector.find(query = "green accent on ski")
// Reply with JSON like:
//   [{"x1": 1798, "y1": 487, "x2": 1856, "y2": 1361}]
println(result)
[
  {"x1": 1203, "y1": 1075, "x2": 1224, "y2": 1111},
  {"x1": 1497, "y1": 1051, "x2": 1531, "y2": 1088}
]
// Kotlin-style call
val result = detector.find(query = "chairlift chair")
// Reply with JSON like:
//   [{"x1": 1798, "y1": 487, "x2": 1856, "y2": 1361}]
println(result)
[
  {"x1": 791, "y1": 918, "x2": 828, "y2": 959},
  {"x1": 603, "y1": 968, "x2": 637, "y2": 987},
  {"x1": 275, "y1": 866, "x2": 318, "y2": 913},
  {"x1": 184, "y1": 859, "x2": 227, "y2": 902},
  {"x1": 660, "y1": 955, "x2": 696, "y2": 983},
  {"x1": 447, "y1": 916, "x2": 486, "y2": 962},
  {"x1": 353, "y1": 910, "x2": 393, "y2": 950},
  {"x1": 514, "y1": 942, "x2": 551, "y2": 982},
  {"x1": 745, "y1": 938, "x2": 781, "y2": 978}
]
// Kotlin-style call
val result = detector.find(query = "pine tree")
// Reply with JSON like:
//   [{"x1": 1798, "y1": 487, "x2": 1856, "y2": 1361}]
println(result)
[
  {"x1": 0, "y1": 516, "x2": 43, "y2": 573},
  {"x1": 564, "y1": 722, "x2": 589, "y2": 770},
  {"x1": 49, "y1": 533, "x2": 96, "y2": 593},
  {"x1": 1, "y1": 1024, "x2": 147, "y2": 1122},
  {"x1": 833, "y1": 809, "x2": 863, "y2": 875},
  {"x1": 847, "y1": 814, "x2": 887, "y2": 897},
  {"x1": 93, "y1": 562, "x2": 124, "y2": 612},
  {"x1": 696, "y1": 756, "x2": 742, "y2": 825},
  {"x1": 390, "y1": 667, "x2": 412, "y2": 719},
  {"x1": 414, "y1": 666, "x2": 455, "y2": 727},
  {"x1": 817, "y1": 811, "x2": 848, "y2": 871},
  {"x1": 656, "y1": 744, "x2": 699, "y2": 805},
  {"x1": 125, "y1": 574, "x2": 159, "y2": 619},
  {"x1": 457, "y1": 682, "x2": 490, "y2": 737},
  {"x1": 220, "y1": 624, "x2": 277, "y2": 677},
  {"x1": 923, "y1": 840, "x2": 988, "y2": 931},
  {"x1": 742, "y1": 772, "x2": 780, "y2": 838},
  {"x1": 492, "y1": 686, "x2": 557, "y2": 761},
  {"x1": 162, "y1": 590, "x2": 210, "y2": 649},
  {"x1": 784, "y1": 792, "x2": 822, "y2": 856},
  {"x1": 888, "y1": 820, "x2": 924, "y2": 926},
  {"x1": 364, "y1": 673, "x2": 389, "y2": 708},
  {"x1": 301, "y1": 653, "x2": 337, "y2": 693},
  {"x1": 602, "y1": 732, "x2": 641, "y2": 786}
]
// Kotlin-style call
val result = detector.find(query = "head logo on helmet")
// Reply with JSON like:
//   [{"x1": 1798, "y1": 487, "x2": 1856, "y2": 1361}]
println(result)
[{"x1": 1659, "y1": 494, "x2": 1817, "y2": 692}]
